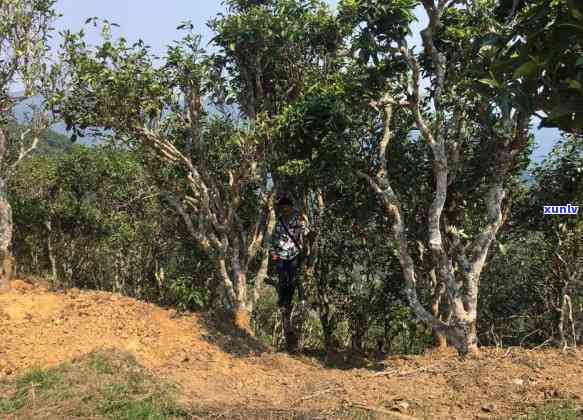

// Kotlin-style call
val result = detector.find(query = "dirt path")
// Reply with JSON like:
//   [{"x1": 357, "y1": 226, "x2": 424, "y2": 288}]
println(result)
[{"x1": 1, "y1": 279, "x2": 582, "y2": 419}]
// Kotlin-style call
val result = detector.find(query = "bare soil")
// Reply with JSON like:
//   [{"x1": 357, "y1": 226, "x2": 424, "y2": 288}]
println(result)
[{"x1": 1, "y1": 279, "x2": 583, "y2": 419}]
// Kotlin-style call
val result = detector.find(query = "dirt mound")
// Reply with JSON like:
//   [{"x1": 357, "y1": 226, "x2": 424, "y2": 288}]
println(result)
[{"x1": 1, "y1": 280, "x2": 583, "y2": 419}]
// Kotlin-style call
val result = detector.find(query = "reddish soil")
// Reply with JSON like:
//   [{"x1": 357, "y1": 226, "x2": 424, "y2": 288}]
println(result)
[{"x1": 1, "y1": 279, "x2": 582, "y2": 419}]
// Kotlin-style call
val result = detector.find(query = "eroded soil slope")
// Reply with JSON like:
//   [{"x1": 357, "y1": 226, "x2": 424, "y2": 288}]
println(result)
[{"x1": 1, "y1": 279, "x2": 582, "y2": 419}]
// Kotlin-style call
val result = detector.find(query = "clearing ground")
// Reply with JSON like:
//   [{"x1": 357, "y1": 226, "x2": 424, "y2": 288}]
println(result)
[{"x1": 1, "y1": 279, "x2": 582, "y2": 419}]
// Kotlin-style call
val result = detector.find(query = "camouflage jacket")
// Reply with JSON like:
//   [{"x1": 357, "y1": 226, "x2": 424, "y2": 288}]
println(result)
[{"x1": 271, "y1": 212, "x2": 309, "y2": 260}]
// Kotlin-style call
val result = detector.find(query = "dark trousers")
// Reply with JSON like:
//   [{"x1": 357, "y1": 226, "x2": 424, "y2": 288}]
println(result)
[{"x1": 276, "y1": 256, "x2": 304, "y2": 307}]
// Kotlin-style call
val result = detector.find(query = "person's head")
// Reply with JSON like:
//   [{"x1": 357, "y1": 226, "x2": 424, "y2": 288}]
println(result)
[{"x1": 277, "y1": 196, "x2": 294, "y2": 218}]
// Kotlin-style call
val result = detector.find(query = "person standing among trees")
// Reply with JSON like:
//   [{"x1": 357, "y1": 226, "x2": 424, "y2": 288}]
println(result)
[
  {"x1": 271, "y1": 196, "x2": 309, "y2": 309},
  {"x1": 270, "y1": 196, "x2": 311, "y2": 351}
]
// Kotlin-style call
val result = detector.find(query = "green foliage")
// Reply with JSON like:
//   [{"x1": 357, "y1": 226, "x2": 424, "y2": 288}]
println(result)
[
  {"x1": 0, "y1": 1, "x2": 61, "y2": 189},
  {"x1": 2, "y1": 122, "x2": 72, "y2": 161},
  {"x1": 0, "y1": 0, "x2": 58, "y2": 107},
  {"x1": 273, "y1": 83, "x2": 354, "y2": 183},
  {"x1": 486, "y1": 0, "x2": 583, "y2": 132},
  {"x1": 9, "y1": 144, "x2": 209, "y2": 309},
  {"x1": 98, "y1": 380, "x2": 185, "y2": 419},
  {"x1": 251, "y1": 286, "x2": 281, "y2": 346},
  {"x1": 479, "y1": 232, "x2": 554, "y2": 346},
  {"x1": 532, "y1": 135, "x2": 583, "y2": 215},
  {"x1": 338, "y1": 0, "x2": 416, "y2": 64},
  {"x1": 165, "y1": 275, "x2": 209, "y2": 311},
  {"x1": 209, "y1": 0, "x2": 344, "y2": 117},
  {"x1": 86, "y1": 352, "x2": 117, "y2": 375},
  {"x1": 54, "y1": 25, "x2": 169, "y2": 139},
  {"x1": 54, "y1": 17, "x2": 273, "y2": 229},
  {"x1": 37, "y1": 127, "x2": 73, "y2": 154},
  {"x1": 479, "y1": 134, "x2": 583, "y2": 347}
]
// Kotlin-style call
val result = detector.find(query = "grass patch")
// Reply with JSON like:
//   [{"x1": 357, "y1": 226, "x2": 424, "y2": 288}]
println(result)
[
  {"x1": 0, "y1": 348, "x2": 188, "y2": 419},
  {"x1": 0, "y1": 367, "x2": 69, "y2": 414},
  {"x1": 345, "y1": 407, "x2": 375, "y2": 419},
  {"x1": 189, "y1": 407, "x2": 366, "y2": 420},
  {"x1": 98, "y1": 373, "x2": 187, "y2": 419},
  {"x1": 518, "y1": 401, "x2": 581, "y2": 419},
  {"x1": 86, "y1": 351, "x2": 117, "y2": 375}
]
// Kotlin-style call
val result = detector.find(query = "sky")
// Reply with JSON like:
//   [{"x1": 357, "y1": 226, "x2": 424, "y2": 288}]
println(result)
[
  {"x1": 48, "y1": 0, "x2": 559, "y2": 160},
  {"x1": 50, "y1": 0, "x2": 236, "y2": 55},
  {"x1": 51, "y1": 0, "x2": 344, "y2": 54},
  {"x1": 50, "y1": 0, "x2": 426, "y2": 57}
]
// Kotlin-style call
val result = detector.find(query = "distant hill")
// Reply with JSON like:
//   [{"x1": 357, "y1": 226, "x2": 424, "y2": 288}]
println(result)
[
  {"x1": 3, "y1": 121, "x2": 73, "y2": 156},
  {"x1": 11, "y1": 94, "x2": 97, "y2": 146},
  {"x1": 36, "y1": 125, "x2": 74, "y2": 154},
  {"x1": 11, "y1": 93, "x2": 238, "y2": 147}
]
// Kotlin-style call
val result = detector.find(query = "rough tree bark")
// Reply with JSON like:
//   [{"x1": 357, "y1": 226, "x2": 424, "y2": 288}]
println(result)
[
  {"x1": 0, "y1": 177, "x2": 13, "y2": 292},
  {"x1": 553, "y1": 231, "x2": 581, "y2": 349},
  {"x1": 286, "y1": 189, "x2": 324, "y2": 351},
  {"x1": 350, "y1": 314, "x2": 368, "y2": 353},
  {"x1": 135, "y1": 83, "x2": 276, "y2": 334},
  {"x1": 0, "y1": 128, "x2": 11, "y2": 292},
  {"x1": 314, "y1": 252, "x2": 337, "y2": 354},
  {"x1": 249, "y1": 204, "x2": 277, "y2": 313},
  {"x1": 45, "y1": 220, "x2": 57, "y2": 286},
  {"x1": 429, "y1": 269, "x2": 448, "y2": 348}
]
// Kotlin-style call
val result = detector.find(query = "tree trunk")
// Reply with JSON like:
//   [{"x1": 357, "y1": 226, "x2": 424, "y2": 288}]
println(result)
[
  {"x1": 351, "y1": 315, "x2": 368, "y2": 353},
  {"x1": 321, "y1": 311, "x2": 336, "y2": 353},
  {"x1": 351, "y1": 333, "x2": 363, "y2": 353},
  {"x1": 559, "y1": 292, "x2": 575, "y2": 349},
  {"x1": 206, "y1": 274, "x2": 222, "y2": 310},
  {"x1": 0, "y1": 183, "x2": 13, "y2": 293},
  {"x1": 323, "y1": 323, "x2": 334, "y2": 352},
  {"x1": 233, "y1": 306, "x2": 252, "y2": 334},
  {"x1": 383, "y1": 318, "x2": 392, "y2": 354},
  {"x1": 429, "y1": 268, "x2": 448, "y2": 348},
  {"x1": 45, "y1": 220, "x2": 57, "y2": 287},
  {"x1": 32, "y1": 249, "x2": 38, "y2": 273},
  {"x1": 249, "y1": 204, "x2": 276, "y2": 311},
  {"x1": 442, "y1": 320, "x2": 478, "y2": 356},
  {"x1": 315, "y1": 276, "x2": 336, "y2": 353},
  {"x1": 272, "y1": 310, "x2": 284, "y2": 348},
  {"x1": 466, "y1": 321, "x2": 479, "y2": 355},
  {"x1": 250, "y1": 252, "x2": 270, "y2": 310},
  {"x1": 220, "y1": 263, "x2": 254, "y2": 336}
]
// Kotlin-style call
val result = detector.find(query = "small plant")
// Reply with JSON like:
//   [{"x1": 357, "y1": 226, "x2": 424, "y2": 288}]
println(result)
[{"x1": 165, "y1": 275, "x2": 209, "y2": 311}]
